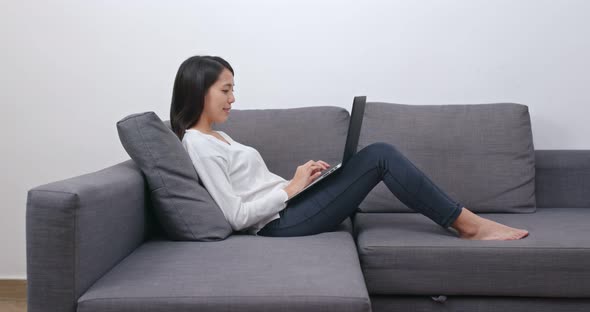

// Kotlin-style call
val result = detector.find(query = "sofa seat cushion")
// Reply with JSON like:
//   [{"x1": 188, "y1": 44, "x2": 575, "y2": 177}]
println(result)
[
  {"x1": 354, "y1": 208, "x2": 590, "y2": 297},
  {"x1": 77, "y1": 232, "x2": 370, "y2": 312}
]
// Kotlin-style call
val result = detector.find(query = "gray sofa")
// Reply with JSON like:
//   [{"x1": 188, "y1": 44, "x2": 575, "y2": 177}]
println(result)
[{"x1": 26, "y1": 103, "x2": 590, "y2": 312}]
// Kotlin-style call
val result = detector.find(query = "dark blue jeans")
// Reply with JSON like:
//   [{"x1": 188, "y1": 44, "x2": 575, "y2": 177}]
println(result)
[{"x1": 258, "y1": 142, "x2": 464, "y2": 237}]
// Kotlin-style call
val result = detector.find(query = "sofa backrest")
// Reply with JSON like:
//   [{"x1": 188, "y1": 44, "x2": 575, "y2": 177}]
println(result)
[
  {"x1": 151, "y1": 105, "x2": 589, "y2": 238},
  {"x1": 356, "y1": 102, "x2": 536, "y2": 213},
  {"x1": 210, "y1": 106, "x2": 350, "y2": 180}
]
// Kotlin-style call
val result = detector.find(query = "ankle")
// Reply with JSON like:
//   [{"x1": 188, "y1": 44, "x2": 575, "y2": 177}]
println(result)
[{"x1": 450, "y1": 207, "x2": 480, "y2": 236}]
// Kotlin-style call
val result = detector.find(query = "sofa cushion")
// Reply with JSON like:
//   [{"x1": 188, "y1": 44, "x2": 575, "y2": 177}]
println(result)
[
  {"x1": 354, "y1": 208, "x2": 590, "y2": 297},
  {"x1": 358, "y1": 102, "x2": 536, "y2": 213},
  {"x1": 117, "y1": 112, "x2": 233, "y2": 241},
  {"x1": 213, "y1": 106, "x2": 350, "y2": 180},
  {"x1": 77, "y1": 232, "x2": 371, "y2": 312}
]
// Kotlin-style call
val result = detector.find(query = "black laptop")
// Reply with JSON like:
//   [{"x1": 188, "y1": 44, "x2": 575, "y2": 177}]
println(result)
[{"x1": 285, "y1": 96, "x2": 366, "y2": 203}]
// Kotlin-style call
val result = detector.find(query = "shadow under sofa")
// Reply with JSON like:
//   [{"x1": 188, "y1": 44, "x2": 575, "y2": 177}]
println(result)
[{"x1": 26, "y1": 104, "x2": 590, "y2": 312}]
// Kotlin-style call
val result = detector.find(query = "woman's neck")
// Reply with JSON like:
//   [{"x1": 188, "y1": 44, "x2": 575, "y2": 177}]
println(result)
[{"x1": 191, "y1": 124, "x2": 214, "y2": 134}]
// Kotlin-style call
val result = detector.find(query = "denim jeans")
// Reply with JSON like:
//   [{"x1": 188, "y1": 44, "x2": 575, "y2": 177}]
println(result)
[{"x1": 257, "y1": 142, "x2": 464, "y2": 237}]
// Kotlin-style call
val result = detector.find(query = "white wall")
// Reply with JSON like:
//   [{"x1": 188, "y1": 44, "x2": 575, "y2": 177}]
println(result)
[{"x1": 1, "y1": 0, "x2": 589, "y2": 279}]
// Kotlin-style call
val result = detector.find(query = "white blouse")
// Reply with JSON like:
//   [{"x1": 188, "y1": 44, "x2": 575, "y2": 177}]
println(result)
[{"x1": 182, "y1": 129, "x2": 290, "y2": 235}]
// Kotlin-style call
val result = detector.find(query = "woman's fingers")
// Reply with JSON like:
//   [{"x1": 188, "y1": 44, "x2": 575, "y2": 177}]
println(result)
[
  {"x1": 309, "y1": 165, "x2": 322, "y2": 173},
  {"x1": 312, "y1": 161, "x2": 329, "y2": 170},
  {"x1": 304, "y1": 160, "x2": 330, "y2": 171}
]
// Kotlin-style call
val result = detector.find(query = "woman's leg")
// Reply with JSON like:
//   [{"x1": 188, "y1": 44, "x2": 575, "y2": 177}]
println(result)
[
  {"x1": 258, "y1": 142, "x2": 463, "y2": 237},
  {"x1": 258, "y1": 142, "x2": 529, "y2": 240}
]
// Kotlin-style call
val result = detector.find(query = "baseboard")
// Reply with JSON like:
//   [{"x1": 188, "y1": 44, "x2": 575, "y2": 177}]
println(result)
[{"x1": 0, "y1": 280, "x2": 26, "y2": 300}]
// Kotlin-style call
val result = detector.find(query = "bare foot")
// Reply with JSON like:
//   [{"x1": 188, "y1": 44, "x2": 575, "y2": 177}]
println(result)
[{"x1": 451, "y1": 208, "x2": 529, "y2": 240}]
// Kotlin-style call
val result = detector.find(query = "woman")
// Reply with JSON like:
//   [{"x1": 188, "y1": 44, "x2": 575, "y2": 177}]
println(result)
[{"x1": 170, "y1": 55, "x2": 529, "y2": 240}]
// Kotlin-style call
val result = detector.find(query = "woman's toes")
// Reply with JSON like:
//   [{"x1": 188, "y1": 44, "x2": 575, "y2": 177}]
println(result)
[{"x1": 512, "y1": 229, "x2": 528, "y2": 240}]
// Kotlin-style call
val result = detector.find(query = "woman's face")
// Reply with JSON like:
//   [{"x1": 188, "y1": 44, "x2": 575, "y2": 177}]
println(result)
[{"x1": 202, "y1": 68, "x2": 235, "y2": 125}]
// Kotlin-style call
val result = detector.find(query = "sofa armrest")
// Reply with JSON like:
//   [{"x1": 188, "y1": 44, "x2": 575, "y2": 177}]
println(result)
[
  {"x1": 26, "y1": 159, "x2": 148, "y2": 312},
  {"x1": 535, "y1": 150, "x2": 590, "y2": 208}
]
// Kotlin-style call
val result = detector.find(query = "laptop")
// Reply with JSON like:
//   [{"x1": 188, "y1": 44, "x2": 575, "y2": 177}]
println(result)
[{"x1": 285, "y1": 96, "x2": 367, "y2": 203}]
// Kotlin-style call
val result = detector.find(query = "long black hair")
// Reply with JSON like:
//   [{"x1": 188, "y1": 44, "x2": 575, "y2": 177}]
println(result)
[{"x1": 170, "y1": 55, "x2": 234, "y2": 141}]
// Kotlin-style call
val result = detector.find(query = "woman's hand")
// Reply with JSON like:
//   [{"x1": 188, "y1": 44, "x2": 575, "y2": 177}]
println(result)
[{"x1": 283, "y1": 160, "x2": 330, "y2": 199}]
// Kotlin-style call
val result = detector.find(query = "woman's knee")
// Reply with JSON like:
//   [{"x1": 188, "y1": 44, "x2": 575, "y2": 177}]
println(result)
[{"x1": 364, "y1": 142, "x2": 400, "y2": 156}]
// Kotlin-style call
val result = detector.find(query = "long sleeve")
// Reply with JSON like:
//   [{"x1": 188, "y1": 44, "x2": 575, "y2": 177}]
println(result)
[{"x1": 185, "y1": 142, "x2": 289, "y2": 232}]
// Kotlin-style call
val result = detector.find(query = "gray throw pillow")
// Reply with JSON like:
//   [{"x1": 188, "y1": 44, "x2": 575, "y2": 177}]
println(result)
[
  {"x1": 358, "y1": 102, "x2": 536, "y2": 213},
  {"x1": 117, "y1": 112, "x2": 233, "y2": 241}
]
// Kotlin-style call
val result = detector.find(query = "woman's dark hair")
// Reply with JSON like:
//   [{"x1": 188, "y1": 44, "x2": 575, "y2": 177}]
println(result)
[{"x1": 170, "y1": 55, "x2": 234, "y2": 141}]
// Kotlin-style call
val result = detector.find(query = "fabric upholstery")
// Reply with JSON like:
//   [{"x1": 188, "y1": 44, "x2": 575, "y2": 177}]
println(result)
[
  {"x1": 357, "y1": 102, "x2": 536, "y2": 213},
  {"x1": 117, "y1": 112, "x2": 233, "y2": 241},
  {"x1": 354, "y1": 208, "x2": 590, "y2": 297},
  {"x1": 26, "y1": 160, "x2": 147, "y2": 312},
  {"x1": 77, "y1": 232, "x2": 371, "y2": 312},
  {"x1": 27, "y1": 104, "x2": 590, "y2": 312},
  {"x1": 535, "y1": 150, "x2": 590, "y2": 208}
]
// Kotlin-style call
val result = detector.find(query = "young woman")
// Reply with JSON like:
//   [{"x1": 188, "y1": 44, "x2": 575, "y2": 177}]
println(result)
[{"x1": 170, "y1": 55, "x2": 529, "y2": 240}]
